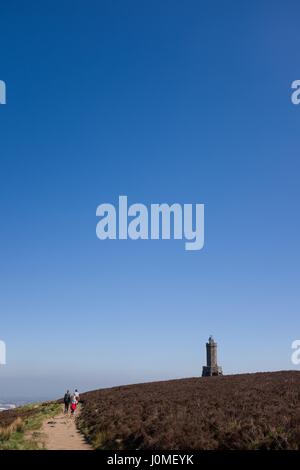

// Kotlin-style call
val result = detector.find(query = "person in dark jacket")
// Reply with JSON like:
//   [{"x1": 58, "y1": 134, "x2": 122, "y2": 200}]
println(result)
[{"x1": 63, "y1": 390, "x2": 71, "y2": 413}]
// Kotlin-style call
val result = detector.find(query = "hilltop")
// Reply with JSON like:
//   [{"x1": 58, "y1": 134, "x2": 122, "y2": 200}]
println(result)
[
  {"x1": 77, "y1": 371, "x2": 300, "y2": 450},
  {"x1": 1, "y1": 371, "x2": 300, "y2": 450}
]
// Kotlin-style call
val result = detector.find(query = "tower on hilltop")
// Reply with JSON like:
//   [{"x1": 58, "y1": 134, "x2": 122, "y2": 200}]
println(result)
[{"x1": 202, "y1": 336, "x2": 223, "y2": 377}]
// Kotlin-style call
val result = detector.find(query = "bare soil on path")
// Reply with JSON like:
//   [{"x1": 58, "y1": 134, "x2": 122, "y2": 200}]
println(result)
[{"x1": 41, "y1": 407, "x2": 92, "y2": 450}]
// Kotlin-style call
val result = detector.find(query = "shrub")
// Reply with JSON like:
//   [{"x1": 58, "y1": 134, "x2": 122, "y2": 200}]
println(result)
[{"x1": 77, "y1": 371, "x2": 300, "y2": 450}]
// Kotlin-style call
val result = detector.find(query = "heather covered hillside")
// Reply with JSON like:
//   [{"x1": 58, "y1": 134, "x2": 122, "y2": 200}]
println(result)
[{"x1": 78, "y1": 371, "x2": 300, "y2": 450}]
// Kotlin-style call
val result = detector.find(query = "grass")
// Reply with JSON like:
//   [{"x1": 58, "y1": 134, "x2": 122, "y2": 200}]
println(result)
[{"x1": 0, "y1": 402, "x2": 61, "y2": 450}]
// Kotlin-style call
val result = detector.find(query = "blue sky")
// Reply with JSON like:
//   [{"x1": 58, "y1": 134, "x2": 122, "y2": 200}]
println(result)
[{"x1": 0, "y1": 0, "x2": 299, "y2": 400}]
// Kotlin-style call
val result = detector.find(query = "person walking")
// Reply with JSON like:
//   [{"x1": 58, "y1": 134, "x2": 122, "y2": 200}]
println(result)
[
  {"x1": 63, "y1": 390, "x2": 71, "y2": 413},
  {"x1": 70, "y1": 394, "x2": 77, "y2": 416},
  {"x1": 74, "y1": 389, "x2": 80, "y2": 404}
]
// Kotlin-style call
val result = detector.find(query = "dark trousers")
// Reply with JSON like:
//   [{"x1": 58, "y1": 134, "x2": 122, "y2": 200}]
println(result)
[{"x1": 64, "y1": 402, "x2": 70, "y2": 413}]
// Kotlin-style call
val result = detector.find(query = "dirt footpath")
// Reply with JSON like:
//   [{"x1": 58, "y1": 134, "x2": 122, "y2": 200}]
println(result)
[{"x1": 42, "y1": 407, "x2": 92, "y2": 450}]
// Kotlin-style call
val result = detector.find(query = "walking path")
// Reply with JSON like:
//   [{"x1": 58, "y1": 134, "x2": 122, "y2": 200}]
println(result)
[{"x1": 41, "y1": 407, "x2": 92, "y2": 450}]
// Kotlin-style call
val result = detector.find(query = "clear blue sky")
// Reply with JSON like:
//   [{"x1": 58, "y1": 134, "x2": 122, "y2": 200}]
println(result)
[{"x1": 0, "y1": 0, "x2": 299, "y2": 400}]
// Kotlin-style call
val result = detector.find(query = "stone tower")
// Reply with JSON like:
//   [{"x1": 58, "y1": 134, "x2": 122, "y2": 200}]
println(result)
[{"x1": 202, "y1": 335, "x2": 223, "y2": 377}]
